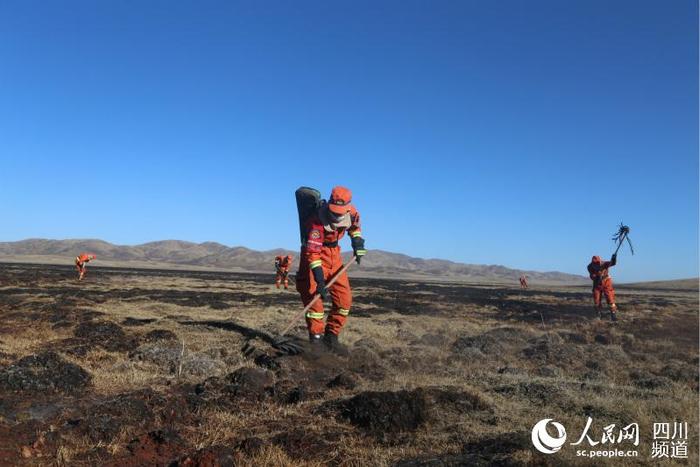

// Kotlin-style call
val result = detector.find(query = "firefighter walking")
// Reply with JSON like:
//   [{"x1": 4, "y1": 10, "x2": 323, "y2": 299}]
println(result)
[
  {"x1": 296, "y1": 186, "x2": 366, "y2": 352},
  {"x1": 275, "y1": 254, "x2": 293, "y2": 289}
]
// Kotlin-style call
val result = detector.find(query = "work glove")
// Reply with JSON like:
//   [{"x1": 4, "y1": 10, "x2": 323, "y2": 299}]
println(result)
[
  {"x1": 611, "y1": 253, "x2": 617, "y2": 265},
  {"x1": 351, "y1": 236, "x2": 367, "y2": 264},
  {"x1": 312, "y1": 266, "x2": 328, "y2": 300}
]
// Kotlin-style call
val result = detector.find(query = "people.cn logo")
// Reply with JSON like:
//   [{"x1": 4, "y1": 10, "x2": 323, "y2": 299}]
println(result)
[{"x1": 531, "y1": 419, "x2": 567, "y2": 454}]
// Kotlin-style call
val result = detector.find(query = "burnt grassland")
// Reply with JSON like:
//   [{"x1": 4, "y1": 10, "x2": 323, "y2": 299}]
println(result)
[{"x1": 0, "y1": 263, "x2": 697, "y2": 466}]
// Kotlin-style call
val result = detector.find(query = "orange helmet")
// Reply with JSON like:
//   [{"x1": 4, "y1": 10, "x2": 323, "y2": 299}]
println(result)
[{"x1": 328, "y1": 186, "x2": 352, "y2": 215}]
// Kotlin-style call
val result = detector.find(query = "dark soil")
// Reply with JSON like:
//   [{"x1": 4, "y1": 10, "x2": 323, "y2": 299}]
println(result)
[
  {"x1": 144, "y1": 329, "x2": 179, "y2": 342},
  {"x1": 334, "y1": 389, "x2": 431, "y2": 437},
  {"x1": 74, "y1": 320, "x2": 139, "y2": 352},
  {"x1": 190, "y1": 367, "x2": 276, "y2": 410},
  {"x1": 0, "y1": 351, "x2": 91, "y2": 394}
]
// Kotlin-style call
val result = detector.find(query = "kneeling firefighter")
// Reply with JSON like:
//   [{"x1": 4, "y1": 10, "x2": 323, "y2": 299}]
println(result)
[{"x1": 295, "y1": 186, "x2": 366, "y2": 351}]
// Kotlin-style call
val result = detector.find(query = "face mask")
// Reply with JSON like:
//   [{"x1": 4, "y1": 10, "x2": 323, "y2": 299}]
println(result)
[{"x1": 328, "y1": 209, "x2": 344, "y2": 222}]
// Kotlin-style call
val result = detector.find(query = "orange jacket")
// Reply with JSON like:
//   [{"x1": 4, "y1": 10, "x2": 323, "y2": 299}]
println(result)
[
  {"x1": 587, "y1": 256, "x2": 616, "y2": 286},
  {"x1": 275, "y1": 255, "x2": 292, "y2": 272},
  {"x1": 76, "y1": 253, "x2": 94, "y2": 264},
  {"x1": 302, "y1": 206, "x2": 361, "y2": 270}
]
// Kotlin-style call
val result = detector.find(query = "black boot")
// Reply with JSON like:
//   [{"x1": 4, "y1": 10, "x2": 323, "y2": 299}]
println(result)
[
  {"x1": 323, "y1": 332, "x2": 349, "y2": 356},
  {"x1": 309, "y1": 334, "x2": 323, "y2": 349},
  {"x1": 610, "y1": 311, "x2": 617, "y2": 322}
]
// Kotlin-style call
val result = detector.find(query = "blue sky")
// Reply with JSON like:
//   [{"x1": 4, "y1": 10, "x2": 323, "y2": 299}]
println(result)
[{"x1": 0, "y1": 0, "x2": 697, "y2": 282}]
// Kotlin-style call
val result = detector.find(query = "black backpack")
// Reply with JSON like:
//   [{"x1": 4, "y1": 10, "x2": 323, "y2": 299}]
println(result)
[{"x1": 295, "y1": 187, "x2": 323, "y2": 246}]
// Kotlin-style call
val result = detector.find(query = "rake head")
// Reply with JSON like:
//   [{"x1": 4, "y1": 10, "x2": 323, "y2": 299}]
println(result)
[
  {"x1": 612, "y1": 223, "x2": 634, "y2": 255},
  {"x1": 271, "y1": 336, "x2": 304, "y2": 355}
]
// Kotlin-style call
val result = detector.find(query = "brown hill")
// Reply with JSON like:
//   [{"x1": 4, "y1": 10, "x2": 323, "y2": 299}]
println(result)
[{"x1": 0, "y1": 238, "x2": 587, "y2": 284}]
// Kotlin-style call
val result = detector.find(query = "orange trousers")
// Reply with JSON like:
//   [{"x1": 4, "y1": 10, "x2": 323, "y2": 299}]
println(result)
[
  {"x1": 296, "y1": 251, "x2": 352, "y2": 336},
  {"x1": 275, "y1": 271, "x2": 289, "y2": 289},
  {"x1": 593, "y1": 278, "x2": 616, "y2": 310}
]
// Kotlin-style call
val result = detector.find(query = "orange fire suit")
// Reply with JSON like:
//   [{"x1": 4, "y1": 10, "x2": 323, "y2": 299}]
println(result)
[
  {"x1": 519, "y1": 276, "x2": 528, "y2": 289},
  {"x1": 75, "y1": 253, "x2": 95, "y2": 280},
  {"x1": 296, "y1": 206, "x2": 361, "y2": 337},
  {"x1": 275, "y1": 255, "x2": 293, "y2": 289},
  {"x1": 587, "y1": 256, "x2": 617, "y2": 312}
]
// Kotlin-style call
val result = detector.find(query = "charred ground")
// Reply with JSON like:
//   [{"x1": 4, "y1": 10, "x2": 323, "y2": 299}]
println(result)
[{"x1": 0, "y1": 263, "x2": 697, "y2": 466}]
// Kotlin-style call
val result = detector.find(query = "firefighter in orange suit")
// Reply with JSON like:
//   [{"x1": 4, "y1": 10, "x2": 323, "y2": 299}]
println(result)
[
  {"x1": 587, "y1": 254, "x2": 618, "y2": 321},
  {"x1": 519, "y1": 275, "x2": 528, "y2": 289},
  {"x1": 75, "y1": 253, "x2": 96, "y2": 281},
  {"x1": 275, "y1": 254, "x2": 293, "y2": 289},
  {"x1": 296, "y1": 186, "x2": 366, "y2": 351}
]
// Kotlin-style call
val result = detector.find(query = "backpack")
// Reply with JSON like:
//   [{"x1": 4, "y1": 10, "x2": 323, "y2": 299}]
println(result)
[{"x1": 295, "y1": 187, "x2": 323, "y2": 246}]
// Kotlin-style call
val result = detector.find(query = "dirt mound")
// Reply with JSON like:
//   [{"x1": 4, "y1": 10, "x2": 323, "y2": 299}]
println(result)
[
  {"x1": 271, "y1": 379, "x2": 305, "y2": 404},
  {"x1": 346, "y1": 347, "x2": 387, "y2": 381},
  {"x1": 190, "y1": 367, "x2": 276, "y2": 409},
  {"x1": 272, "y1": 428, "x2": 340, "y2": 460},
  {"x1": 629, "y1": 369, "x2": 673, "y2": 390},
  {"x1": 453, "y1": 326, "x2": 537, "y2": 357},
  {"x1": 226, "y1": 367, "x2": 275, "y2": 397},
  {"x1": 0, "y1": 351, "x2": 91, "y2": 394},
  {"x1": 335, "y1": 389, "x2": 431, "y2": 437},
  {"x1": 70, "y1": 389, "x2": 188, "y2": 443},
  {"x1": 75, "y1": 392, "x2": 155, "y2": 442},
  {"x1": 520, "y1": 335, "x2": 582, "y2": 368},
  {"x1": 144, "y1": 329, "x2": 178, "y2": 342},
  {"x1": 122, "y1": 317, "x2": 157, "y2": 326},
  {"x1": 327, "y1": 372, "x2": 358, "y2": 390},
  {"x1": 74, "y1": 320, "x2": 137, "y2": 352},
  {"x1": 114, "y1": 430, "x2": 185, "y2": 466}
]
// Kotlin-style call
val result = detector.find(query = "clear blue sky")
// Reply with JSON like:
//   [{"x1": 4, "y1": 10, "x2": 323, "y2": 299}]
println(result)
[{"x1": 0, "y1": 0, "x2": 697, "y2": 282}]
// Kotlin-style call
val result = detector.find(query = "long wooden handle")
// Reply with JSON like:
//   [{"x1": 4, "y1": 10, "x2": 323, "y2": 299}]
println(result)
[
  {"x1": 612, "y1": 232, "x2": 626, "y2": 256},
  {"x1": 279, "y1": 256, "x2": 356, "y2": 337}
]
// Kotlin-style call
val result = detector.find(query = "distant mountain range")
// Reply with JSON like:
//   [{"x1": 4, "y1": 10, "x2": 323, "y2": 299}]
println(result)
[{"x1": 0, "y1": 238, "x2": 588, "y2": 284}]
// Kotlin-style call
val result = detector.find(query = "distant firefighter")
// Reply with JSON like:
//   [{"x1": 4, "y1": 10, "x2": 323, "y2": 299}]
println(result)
[
  {"x1": 75, "y1": 253, "x2": 96, "y2": 281},
  {"x1": 587, "y1": 254, "x2": 618, "y2": 321},
  {"x1": 519, "y1": 275, "x2": 528, "y2": 289},
  {"x1": 275, "y1": 254, "x2": 293, "y2": 289}
]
